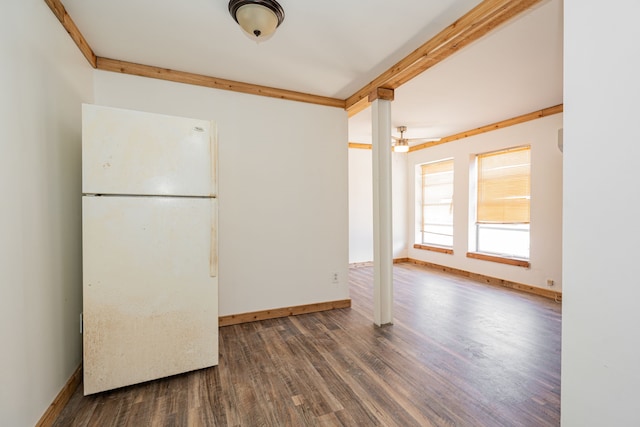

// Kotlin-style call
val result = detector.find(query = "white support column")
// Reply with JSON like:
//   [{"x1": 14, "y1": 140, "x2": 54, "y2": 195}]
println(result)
[{"x1": 371, "y1": 89, "x2": 394, "y2": 326}]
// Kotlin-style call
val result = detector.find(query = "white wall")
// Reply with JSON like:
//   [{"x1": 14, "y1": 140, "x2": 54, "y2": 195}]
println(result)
[
  {"x1": 392, "y1": 152, "x2": 409, "y2": 259},
  {"x1": 407, "y1": 114, "x2": 564, "y2": 291},
  {"x1": 348, "y1": 149, "x2": 408, "y2": 263},
  {"x1": 348, "y1": 149, "x2": 373, "y2": 262},
  {"x1": 93, "y1": 71, "x2": 349, "y2": 316},
  {"x1": 562, "y1": 2, "x2": 640, "y2": 425},
  {"x1": 0, "y1": 2, "x2": 93, "y2": 426}
]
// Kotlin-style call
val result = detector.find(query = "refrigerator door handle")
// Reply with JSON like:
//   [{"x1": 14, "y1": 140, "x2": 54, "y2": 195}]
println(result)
[
  {"x1": 210, "y1": 199, "x2": 218, "y2": 278},
  {"x1": 210, "y1": 121, "x2": 217, "y2": 197}
]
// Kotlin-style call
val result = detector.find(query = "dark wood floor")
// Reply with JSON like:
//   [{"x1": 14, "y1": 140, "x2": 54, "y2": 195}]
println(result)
[{"x1": 54, "y1": 263, "x2": 561, "y2": 426}]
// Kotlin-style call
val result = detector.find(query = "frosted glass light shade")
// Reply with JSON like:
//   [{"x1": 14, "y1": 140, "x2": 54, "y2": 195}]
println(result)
[
  {"x1": 393, "y1": 141, "x2": 409, "y2": 152},
  {"x1": 229, "y1": 0, "x2": 285, "y2": 41},
  {"x1": 236, "y1": 4, "x2": 278, "y2": 38}
]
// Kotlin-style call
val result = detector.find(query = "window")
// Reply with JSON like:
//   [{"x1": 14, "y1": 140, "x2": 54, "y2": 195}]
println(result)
[
  {"x1": 419, "y1": 159, "x2": 454, "y2": 248},
  {"x1": 474, "y1": 146, "x2": 530, "y2": 259}
]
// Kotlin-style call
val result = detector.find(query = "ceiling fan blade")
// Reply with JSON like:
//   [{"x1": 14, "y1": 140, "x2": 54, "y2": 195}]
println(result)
[
  {"x1": 391, "y1": 126, "x2": 441, "y2": 143},
  {"x1": 407, "y1": 137, "x2": 442, "y2": 142}
]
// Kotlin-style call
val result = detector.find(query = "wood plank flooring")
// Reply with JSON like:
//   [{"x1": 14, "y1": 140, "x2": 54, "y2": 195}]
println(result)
[{"x1": 53, "y1": 263, "x2": 561, "y2": 426}]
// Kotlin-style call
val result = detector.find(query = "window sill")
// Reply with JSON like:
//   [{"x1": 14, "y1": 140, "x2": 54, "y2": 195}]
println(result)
[
  {"x1": 466, "y1": 252, "x2": 530, "y2": 268},
  {"x1": 414, "y1": 244, "x2": 453, "y2": 255}
]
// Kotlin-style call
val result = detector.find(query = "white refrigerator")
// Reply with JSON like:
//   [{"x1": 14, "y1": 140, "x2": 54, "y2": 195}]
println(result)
[{"x1": 81, "y1": 104, "x2": 218, "y2": 395}]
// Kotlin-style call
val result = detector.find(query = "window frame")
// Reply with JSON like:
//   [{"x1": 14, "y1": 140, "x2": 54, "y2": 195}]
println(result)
[
  {"x1": 468, "y1": 145, "x2": 531, "y2": 264},
  {"x1": 416, "y1": 158, "x2": 455, "y2": 252}
]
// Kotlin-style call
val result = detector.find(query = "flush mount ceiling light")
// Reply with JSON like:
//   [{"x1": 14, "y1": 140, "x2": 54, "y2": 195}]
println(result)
[{"x1": 228, "y1": 0, "x2": 285, "y2": 41}]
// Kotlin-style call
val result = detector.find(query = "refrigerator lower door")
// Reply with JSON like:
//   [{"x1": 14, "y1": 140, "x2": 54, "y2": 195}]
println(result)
[{"x1": 82, "y1": 196, "x2": 218, "y2": 395}]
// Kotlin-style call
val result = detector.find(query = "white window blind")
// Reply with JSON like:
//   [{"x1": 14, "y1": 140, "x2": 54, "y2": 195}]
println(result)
[
  {"x1": 421, "y1": 159, "x2": 454, "y2": 247},
  {"x1": 477, "y1": 146, "x2": 530, "y2": 224}
]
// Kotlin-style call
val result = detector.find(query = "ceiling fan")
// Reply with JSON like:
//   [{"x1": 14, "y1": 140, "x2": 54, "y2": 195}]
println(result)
[{"x1": 391, "y1": 126, "x2": 441, "y2": 152}]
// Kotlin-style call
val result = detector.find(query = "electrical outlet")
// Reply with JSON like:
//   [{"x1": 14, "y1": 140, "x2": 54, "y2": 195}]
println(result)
[
  {"x1": 330, "y1": 272, "x2": 339, "y2": 284},
  {"x1": 546, "y1": 279, "x2": 555, "y2": 287}
]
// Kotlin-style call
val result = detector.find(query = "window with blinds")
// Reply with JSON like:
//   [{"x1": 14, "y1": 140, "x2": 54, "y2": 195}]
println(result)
[
  {"x1": 420, "y1": 159, "x2": 454, "y2": 247},
  {"x1": 475, "y1": 146, "x2": 530, "y2": 258}
]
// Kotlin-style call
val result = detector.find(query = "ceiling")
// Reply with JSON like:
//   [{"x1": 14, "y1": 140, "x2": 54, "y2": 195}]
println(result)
[{"x1": 60, "y1": 0, "x2": 563, "y2": 146}]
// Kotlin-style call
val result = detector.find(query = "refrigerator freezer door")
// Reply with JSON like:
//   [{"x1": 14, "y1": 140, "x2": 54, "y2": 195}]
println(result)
[
  {"x1": 82, "y1": 196, "x2": 218, "y2": 395},
  {"x1": 82, "y1": 104, "x2": 216, "y2": 197}
]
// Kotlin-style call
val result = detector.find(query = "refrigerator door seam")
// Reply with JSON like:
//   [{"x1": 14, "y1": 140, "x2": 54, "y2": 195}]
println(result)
[{"x1": 82, "y1": 194, "x2": 214, "y2": 199}]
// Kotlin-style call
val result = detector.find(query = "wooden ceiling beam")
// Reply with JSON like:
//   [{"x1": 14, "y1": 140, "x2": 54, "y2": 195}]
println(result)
[
  {"x1": 96, "y1": 58, "x2": 346, "y2": 109},
  {"x1": 408, "y1": 104, "x2": 563, "y2": 152},
  {"x1": 44, "y1": 0, "x2": 97, "y2": 68},
  {"x1": 368, "y1": 87, "x2": 394, "y2": 102},
  {"x1": 348, "y1": 142, "x2": 373, "y2": 150},
  {"x1": 348, "y1": 104, "x2": 563, "y2": 151},
  {"x1": 346, "y1": 0, "x2": 544, "y2": 116}
]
